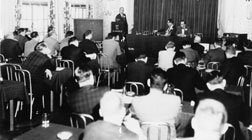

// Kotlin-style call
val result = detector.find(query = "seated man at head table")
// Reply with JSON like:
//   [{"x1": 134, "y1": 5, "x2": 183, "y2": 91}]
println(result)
[
  {"x1": 157, "y1": 41, "x2": 176, "y2": 71},
  {"x1": 198, "y1": 71, "x2": 251, "y2": 140},
  {"x1": 83, "y1": 91, "x2": 145, "y2": 140},
  {"x1": 22, "y1": 41, "x2": 72, "y2": 113},
  {"x1": 66, "y1": 64, "x2": 109, "y2": 117},
  {"x1": 155, "y1": 18, "x2": 177, "y2": 37},
  {"x1": 176, "y1": 99, "x2": 229, "y2": 140},
  {"x1": 176, "y1": 20, "x2": 192, "y2": 38},
  {"x1": 126, "y1": 54, "x2": 154, "y2": 95},
  {"x1": 132, "y1": 68, "x2": 181, "y2": 139},
  {"x1": 166, "y1": 52, "x2": 207, "y2": 102}
]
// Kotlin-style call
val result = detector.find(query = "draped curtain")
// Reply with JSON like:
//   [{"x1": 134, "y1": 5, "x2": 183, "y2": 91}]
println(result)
[{"x1": 134, "y1": 0, "x2": 218, "y2": 42}]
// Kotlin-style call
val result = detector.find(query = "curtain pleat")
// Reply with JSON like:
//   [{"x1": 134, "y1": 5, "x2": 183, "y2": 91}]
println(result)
[{"x1": 134, "y1": 0, "x2": 218, "y2": 42}]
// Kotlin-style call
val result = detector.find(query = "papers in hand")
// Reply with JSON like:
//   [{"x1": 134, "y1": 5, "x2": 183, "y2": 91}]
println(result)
[{"x1": 85, "y1": 53, "x2": 97, "y2": 60}]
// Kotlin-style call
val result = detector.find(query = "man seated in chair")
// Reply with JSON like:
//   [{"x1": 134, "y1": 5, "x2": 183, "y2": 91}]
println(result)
[
  {"x1": 166, "y1": 52, "x2": 207, "y2": 102},
  {"x1": 176, "y1": 99, "x2": 229, "y2": 140},
  {"x1": 158, "y1": 41, "x2": 176, "y2": 71},
  {"x1": 132, "y1": 68, "x2": 181, "y2": 139},
  {"x1": 83, "y1": 91, "x2": 141, "y2": 140},
  {"x1": 180, "y1": 40, "x2": 200, "y2": 67},
  {"x1": 126, "y1": 54, "x2": 154, "y2": 95},
  {"x1": 198, "y1": 71, "x2": 251, "y2": 140},
  {"x1": 67, "y1": 65, "x2": 109, "y2": 116}
]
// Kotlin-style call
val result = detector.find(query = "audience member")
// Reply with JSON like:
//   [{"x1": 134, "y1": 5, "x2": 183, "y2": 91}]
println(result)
[
  {"x1": 204, "y1": 38, "x2": 226, "y2": 65},
  {"x1": 158, "y1": 41, "x2": 176, "y2": 71},
  {"x1": 24, "y1": 31, "x2": 40, "y2": 57},
  {"x1": 60, "y1": 30, "x2": 73, "y2": 50},
  {"x1": 24, "y1": 28, "x2": 31, "y2": 40},
  {"x1": 198, "y1": 71, "x2": 251, "y2": 140},
  {"x1": 22, "y1": 41, "x2": 72, "y2": 113},
  {"x1": 44, "y1": 31, "x2": 60, "y2": 56},
  {"x1": 176, "y1": 99, "x2": 229, "y2": 140},
  {"x1": 176, "y1": 20, "x2": 192, "y2": 37},
  {"x1": 157, "y1": 18, "x2": 177, "y2": 36},
  {"x1": 166, "y1": 52, "x2": 207, "y2": 102},
  {"x1": 67, "y1": 65, "x2": 109, "y2": 115},
  {"x1": 61, "y1": 36, "x2": 90, "y2": 67},
  {"x1": 237, "y1": 39, "x2": 252, "y2": 67},
  {"x1": 132, "y1": 68, "x2": 181, "y2": 139},
  {"x1": 220, "y1": 45, "x2": 245, "y2": 85},
  {"x1": 191, "y1": 35, "x2": 205, "y2": 58},
  {"x1": 1, "y1": 32, "x2": 22, "y2": 63},
  {"x1": 101, "y1": 32, "x2": 122, "y2": 69},
  {"x1": 180, "y1": 40, "x2": 200, "y2": 65},
  {"x1": 126, "y1": 54, "x2": 154, "y2": 95},
  {"x1": 83, "y1": 91, "x2": 139, "y2": 140},
  {"x1": 15, "y1": 28, "x2": 29, "y2": 53}
]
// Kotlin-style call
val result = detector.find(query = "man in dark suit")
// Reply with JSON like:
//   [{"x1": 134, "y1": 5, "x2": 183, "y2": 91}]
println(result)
[
  {"x1": 220, "y1": 45, "x2": 245, "y2": 85},
  {"x1": 157, "y1": 18, "x2": 177, "y2": 36},
  {"x1": 61, "y1": 36, "x2": 90, "y2": 68},
  {"x1": 67, "y1": 65, "x2": 109, "y2": 115},
  {"x1": 1, "y1": 32, "x2": 22, "y2": 63},
  {"x1": 238, "y1": 39, "x2": 252, "y2": 67},
  {"x1": 166, "y1": 52, "x2": 207, "y2": 102},
  {"x1": 126, "y1": 54, "x2": 154, "y2": 95},
  {"x1": 176, "y1": 20, "x2": 192, "y2": 38},
  {"x1": 15, "y1": 28, "x2": 29, "y2": 53},
  {"x1": 204, "y1": 39, "x2": 226, "y2": 65},
  {"x1": 115, "y1": 7, "x2": 128, "y2": 35},
  {"x1": 198, "y1": 71, "x2": 251, "y2": 140}
]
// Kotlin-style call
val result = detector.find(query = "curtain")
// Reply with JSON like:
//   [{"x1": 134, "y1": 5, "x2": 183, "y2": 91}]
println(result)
[{"x1": 134, "y1": 0, "x2": 218, "y2": 42}]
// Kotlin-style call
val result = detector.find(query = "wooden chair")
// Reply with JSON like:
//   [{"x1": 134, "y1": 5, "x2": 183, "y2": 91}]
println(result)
[
  {"x1": 123, "y1": 82, "x2": 145, "y2": 96},
  {"x1": 70, "y1": 113, "x2": 94, "y2": 128}
]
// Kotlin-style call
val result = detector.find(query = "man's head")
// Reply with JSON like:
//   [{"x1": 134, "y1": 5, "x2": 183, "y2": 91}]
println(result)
[
  {"x1": 65, "y1": 31, "x2": 74, "y2": 38},
  {"x1": 34, "y1": 41, "x2": 51, "y2": 55},
  {"x1": 173, "y1": 51, "x2": 187, "y2": 65},
  {"x1": 135, "y1": 54, "x2": 148, "y2": 63},
  {"x1": 147, "y1": 68, "x2": 167, "y2": 90},
  {"x1": 244, "y1": 39, "x2": 252, "y2": 51},
  {"x1": 206, "y1": 71, "x2": 226, "y2": 91},
  {"x1": 74, "y1": 64, "x2": 94, "y2": 85},
  {"x1": 119, "y1": 7, "x2": 124, "y2": 14},
  {"x1": 106, "y1": 32, "x2": 117, "y2": 40},
  {"x1": 167, "y1": 18, "x2": 174, "y2": 27},
  {"x1": 214, "y1": 38, "x2": 222, "y2": 48},
  {"x1": 68, "y1": 36, "x2": 79, "y2": 46},
  {"x1": 18, "y1": 28, "x2": 25, "y2": 36},
  {"x1": 182, "y1": 40, "x2": 191, "y2": 48},
  {"x1": 180, "y1": 20, "x2": 186, "y2": 28},
  {"x1": 99, "y1": 91, "x2": 126, "y2": 124},
  {"x1": 225, "y1": 45, "x2": 236, "y2": 59},
  {"x1": 165, "y1": 41, "x2": 175, "y2": 50},
  {"x1": 31, "y1": 31, "x2": 39, "y2": 41},
  {"x1": 83, "y1": 30, "x2": 93, "y2": 40},
  {"x1": 194, "y1": 35, "x2": 201, "y2": 43},
  {"x1": 192, "y1": 99, "x2": 228, "y2": 138}
]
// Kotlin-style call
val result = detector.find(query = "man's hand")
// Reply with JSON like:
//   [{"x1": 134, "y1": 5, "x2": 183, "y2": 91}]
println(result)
[{"x1": 45, "y1": 69, "x2": 52, "y2": 80}]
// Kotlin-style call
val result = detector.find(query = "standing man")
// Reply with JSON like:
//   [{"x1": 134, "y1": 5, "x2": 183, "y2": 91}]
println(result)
[{"x1": 115, "y1": 7, "x2": 128, "y2": 35}]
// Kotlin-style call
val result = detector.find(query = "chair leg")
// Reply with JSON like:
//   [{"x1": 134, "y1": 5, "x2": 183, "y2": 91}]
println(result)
[
  {"x1": 14, "y1": 101, "x2": 20, "y2": 118},
  {"x1": 50, "y1": 91, "x2": 54, "y2": 112},
  {"x1": 59, "y1": 85, "x2": 63, "y2": 107},
  {"x1": 108, "y1": 72, "x2": 110, "y2": 87},
  {"x1": 30, "y1": 97, "x2": 34, "y2": 120}
]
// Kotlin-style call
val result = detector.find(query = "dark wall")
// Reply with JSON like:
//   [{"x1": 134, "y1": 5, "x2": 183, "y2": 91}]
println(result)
[{"x1": 74, "y1": 19, "x2": 103, "y2": 41}]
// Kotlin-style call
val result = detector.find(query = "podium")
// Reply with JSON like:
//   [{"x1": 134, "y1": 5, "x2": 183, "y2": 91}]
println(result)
[{"x1": 111, "y1": 22, "x2": 125, "y2": 33}]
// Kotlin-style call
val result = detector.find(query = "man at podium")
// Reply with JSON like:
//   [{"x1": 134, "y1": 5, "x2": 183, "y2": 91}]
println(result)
[{"x1": 115, "y1": 7, "x2": 128, "y2": 35}]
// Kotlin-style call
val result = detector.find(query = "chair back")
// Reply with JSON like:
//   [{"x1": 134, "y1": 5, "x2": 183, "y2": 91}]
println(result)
[
  {"x1": 141, "y1": 121, "x2": 176, "y2": 140},
  {"x1": 56, "y1": 59, "x2": 74, "y2": 76},
  {"x1": 0, "y1": 54, "x2": 5, "y2": 62},
  {"x1": 98, "y1": 53, "x2": 110, "y2": 70},
  {"x1": 222, "y1": 123, "x2": 235, "y2": 140},
  {"x1": 173, "y1": 88, "x2": 184, "y2": 101},
  {"x1": 237, "y1": 76, "x2": 245, "y2": 87},
  {"x1": 206, "y1": 62, "x2": 220, "y2": 71},
  {"x1": 1, "y1": 63, "x2": 21, "y2": 80},
  {"x1": 124, "y1": 82, "x2": 145, "y2": 96},
  {"x1": 69, "y1": 113, "x2": 94, "y2": 128}
]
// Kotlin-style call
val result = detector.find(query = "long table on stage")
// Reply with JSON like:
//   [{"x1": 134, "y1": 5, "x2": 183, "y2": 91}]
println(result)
[{"x1": 126, "y1": 34, "x2": 191, "y2": 64}]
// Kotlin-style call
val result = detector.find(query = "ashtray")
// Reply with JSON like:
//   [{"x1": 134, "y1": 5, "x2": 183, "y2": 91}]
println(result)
[{"x1": 57, "y1": 131, "x2": 73, "y2": 140}]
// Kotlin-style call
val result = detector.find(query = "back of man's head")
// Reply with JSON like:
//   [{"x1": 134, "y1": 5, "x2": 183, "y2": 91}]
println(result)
[
  {"x1": 192, "y1": 99, "x2": 228, "y2": 138},
  {"x1": 148, "y1": 68, "x2": 167, "y2": 90},
  {"x1": 173, "y1": 51, "x2": 186, "y2": 65},
  {"x1": 99, "y1": 91, "x2": 125, "y2": 119},
  {"x1": 35, "y1": 41, "x2": 47, "y2": 52},
  {"x1": 225, "y1": 45, "x2": 236, "y2": 58},
  {"x1": 244, "y1": 39, "x2": 252, "y2": 50},
  {"x1": 68, "y1": 36, "x2": 78, "y2": 45},
  {"x1": 31, "y1": 31, "x2": 39, "y2": 38},
  {"x1": 75, "y1": 64, "x2": 93, "y2": 83},
  {"x1": 65, "y1": 31, "x2": 73, "y2": 38},
  {"x1": 135, "y1": 54, "x2": 148, "y2": 63},
  {"x1": 18, "y1": 28, "x2": 25, "y2": 34}
]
